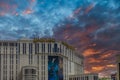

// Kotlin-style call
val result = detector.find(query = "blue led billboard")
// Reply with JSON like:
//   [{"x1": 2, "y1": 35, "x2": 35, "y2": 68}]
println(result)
[{"x1": 48, "y1": 56, "x2": 63, "y2": 80}]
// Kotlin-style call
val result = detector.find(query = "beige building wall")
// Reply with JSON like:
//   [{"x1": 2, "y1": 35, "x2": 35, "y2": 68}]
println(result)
[
  {"x1": 0, "y1": 38, "x2": 84, "y2": 80},
  {"x1": 69, "y1": 73, "x2": 98, "y2": 80}
]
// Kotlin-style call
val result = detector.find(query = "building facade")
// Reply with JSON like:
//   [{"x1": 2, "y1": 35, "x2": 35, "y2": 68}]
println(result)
[
  {"x1": 69, "y1": 73, "x2": 98, "y2": 80},
  {"x1": 0, "y1": 38, "x2": 84, "y2": 80},
  {"x1": 117, "y1": 55, "x2": 120, "y2": 80}
]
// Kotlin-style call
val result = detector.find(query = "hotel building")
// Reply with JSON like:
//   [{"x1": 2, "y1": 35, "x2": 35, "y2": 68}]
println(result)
[
  {"x1": 117, "y1": 55, "x2": 120, "y2": 80},
  {"x1": 0, "y1": 38, "x2": 98, "y2": 80}
]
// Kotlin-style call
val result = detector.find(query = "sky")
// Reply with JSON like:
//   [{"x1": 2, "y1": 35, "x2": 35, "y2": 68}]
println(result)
[{"x1": 0, "y1": 0, "x2": 120, "y2": 77}]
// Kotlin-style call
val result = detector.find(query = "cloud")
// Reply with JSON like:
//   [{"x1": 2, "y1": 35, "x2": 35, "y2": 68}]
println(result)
[
  {"x1": 85, "y1": 3, "x2": 96, "y2": 14},
  {"x1": 83, "y1": 48, "x2": 100, "y2": 57},
  {"x1": 0, "y1": 2, "x2": 17, "y2": 15},
  {"x1": 92, "y1": 66, "x2": 105, "y2": 72},
  {"x1": 0, "y1": 0, "x2": 85, "y2": 38},
  {"x1": 0, "y1": 0, "x2": 120, "y2": 76},
  {"x1": 22, "y1": 9, "x2": 33, "y2": 15},
  {"x1": 53, "y1": 0, "x2": 120, "y2": 76}
]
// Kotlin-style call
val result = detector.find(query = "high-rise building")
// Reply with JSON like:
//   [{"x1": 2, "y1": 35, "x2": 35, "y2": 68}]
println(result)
[
  {"x1": 117, "y1": 55, "x2": 120, "y2": 80},
  {"x1": 0, "y1": 38, "x2": 98, "y2": 80}
]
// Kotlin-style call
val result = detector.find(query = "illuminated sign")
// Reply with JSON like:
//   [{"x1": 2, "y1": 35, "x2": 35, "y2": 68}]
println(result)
[{"x1": 48, "y1": 56, "x2": 63, "y2": 80}]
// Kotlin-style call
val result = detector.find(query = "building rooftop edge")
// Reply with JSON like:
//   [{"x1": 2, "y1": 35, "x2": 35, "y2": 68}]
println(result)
[
  {"x1": 69, "y1": 73, "x2": 98, "y2": 76},
  {"x1": 0, "y1": 38, "x2": 84, "y2": 58}
]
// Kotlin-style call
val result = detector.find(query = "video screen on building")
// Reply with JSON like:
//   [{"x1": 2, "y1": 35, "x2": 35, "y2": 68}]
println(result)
[
  {"x1": 48, "y1": 56, "x2": 63, "y2": 80},
  {"x1": 119, "y1": 63, "x2": 120, "y2": 79}
]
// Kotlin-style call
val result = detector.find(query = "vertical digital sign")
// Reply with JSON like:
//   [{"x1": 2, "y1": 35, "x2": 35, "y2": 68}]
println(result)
[
  {"x1": 119, "y1": 63, "x2": 120, "y2": 80},
  {"x1": 48, "y1": 56, "x2": 63, "y2": 80}
]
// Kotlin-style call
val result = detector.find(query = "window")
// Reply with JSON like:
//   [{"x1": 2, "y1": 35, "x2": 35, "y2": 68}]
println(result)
[
  {"x1": 0, "y1": 43, "x2": 2, "y2": 46},
  {"x1": 9, "y1": 43, "x2": 14, "y2": 46},
  {"x1": 25, "y1": 69, "x2": 29, "y2": 74},
  {"x1": 32, "y1": 69, "x2": 36, "y2": 74},
  {"x1": 29, "y1": 43, "x2": 33, "y2": 64},
  {"x1": 43, "y1": 43, "x2": 45, "y2": 52},
  {"x1": 53, "y1": 43, "x2": 58, "y2": 52},
  {"x1": 3, "y1": 42, "x2": 8, "y2": 46},
  {"x1": 38, "y1": 43, "x2": 39, "y2": 53},
  {"x1": 94, "y1": 76, "x2": 98, "y2": 80},
  {"x1": 60, "y1": 45, "x2": 61, "y2": 53},
  {"x1": 24, "y1": 69, "x2": 36, "y2": 74},
  {"x1": 18, "y1": 43, "x2": 20, "y2": 54},
  {"x1": 42, "y1": 43, "x2": 44, "y2": 52},
  {"x1": 23, "y1": 43, "x2": 26, "y2": 54},
  {"x1": 29, "y1": 43, "x2": 33, "y2": 54},
  {"x1": 15, "y1": 43, "x2": 17, "y2": 47},
  {"x1": 48, "y1": 43, "x2": 52, "y2": 53},
  {"x1": 85, "y1": 76, "x2": 88, "y2": 80},
  {"x1": 48, "y1": 44, "x2": 49, "y2": 53},
  {"x1": 50, "y1": 43, "x2": 51, "y2": 53},
  {"x1": 35, "y1": 43, "x2": 37, "y2": 54},
  {"x1": 42, "y1": 43, "x2": 45, "y2": 53}
]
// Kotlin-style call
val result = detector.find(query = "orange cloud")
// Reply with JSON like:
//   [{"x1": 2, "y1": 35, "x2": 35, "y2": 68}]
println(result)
[
  {"x1": 92, "y1": 66, "x2": 105, "y2": 72},
  {"x1": 53, "y1": 19, "x2": 118, "y2": 76},
  {"x1": 23, "y1": 9, "x2": 33, "y2": 14},
  {"x1": 100, "y1": 50, "x2": 117, "y2": 59},
  {"x1": 83, "y1": 48, "x2": 100, "y2": 57},
  {"x1": 101, "y1": 53, "x2": 112, "y2": 59},
  {"x1": 106, "y1": 64, "x2": 116, "y2": 68},
  {"x1": 84, "y1": 70, "x2": 90, "y2": 74},
  {"x1": 88, "y1": 58, "x2": 101, "y2": 63}
]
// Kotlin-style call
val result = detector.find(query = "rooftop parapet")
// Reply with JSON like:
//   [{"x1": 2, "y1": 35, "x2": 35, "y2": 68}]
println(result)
[{"x1": 33, "y1": 38, "x2": 55, "y2": 42}]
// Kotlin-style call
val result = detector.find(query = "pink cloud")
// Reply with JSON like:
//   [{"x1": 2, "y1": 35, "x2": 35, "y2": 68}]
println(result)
[
  {"x1": 85, "y1": 3, "x2": 96, "y2": 14},
  {"x1": 22, "y1": 9, "x2": 33, "y2": 15},
  {"x1": 0, "y1": 2, "x2": 17, "y2": 16}
]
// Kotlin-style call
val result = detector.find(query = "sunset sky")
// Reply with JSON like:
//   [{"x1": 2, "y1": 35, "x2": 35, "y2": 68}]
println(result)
[{"x1": 0, "y1": 0, "x2": 120, "y2": 77}]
